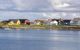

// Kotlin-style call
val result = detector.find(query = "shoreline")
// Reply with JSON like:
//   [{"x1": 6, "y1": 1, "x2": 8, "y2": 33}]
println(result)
[{"x1": 0, "y1": 25, "x2": 80, "y2": 30}]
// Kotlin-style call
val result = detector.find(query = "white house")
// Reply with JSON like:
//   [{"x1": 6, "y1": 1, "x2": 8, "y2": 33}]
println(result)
[{"x1": 50, "y1": 20, "x2": 58, "y2": 25}]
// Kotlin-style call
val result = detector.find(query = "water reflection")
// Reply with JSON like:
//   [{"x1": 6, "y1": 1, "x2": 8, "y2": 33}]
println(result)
[
  {"x1": 0, "y1": 29, "x2": 80, "y2": 50},
  {"x1": 50, "y1": 30, "x2": 80, "y2": 42}
]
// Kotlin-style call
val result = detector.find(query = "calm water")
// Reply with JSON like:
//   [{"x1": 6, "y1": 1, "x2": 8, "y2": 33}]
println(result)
[{"x1": 0, "y1": 29, "x2": 80, "y2": 50}]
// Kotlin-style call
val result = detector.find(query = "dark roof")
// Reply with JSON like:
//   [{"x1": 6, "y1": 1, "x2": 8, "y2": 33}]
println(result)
[
  {"x1": 50, "y1": 19, "x2": 71, "y2": 21},
  {"x1": 64, "y1": 19, "x2": 71, "y2": 21},
  {"x1": 9, "y1": 19, "x2": 29, "y2": 21},
  {"x1": 52, "y1": 19, "x2": 59, "y2": 21},
  {"x1": 19, "y1": 19, "x2": 29, "y2": 20},
  {"x1": 1, "y1": 20, "x2": 10, "y2": 22}
]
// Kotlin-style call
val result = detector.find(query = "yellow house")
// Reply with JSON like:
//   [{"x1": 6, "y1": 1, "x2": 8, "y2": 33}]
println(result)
[
  {"x1": 8, "y1": 20, "x2": 21, "y2": 25},
  {"x1": 8, "y1": 21, "x2": 15, "y2": 25},
  {"x1": 16, "y1": 20, "x2": 21, "y2": 25}
]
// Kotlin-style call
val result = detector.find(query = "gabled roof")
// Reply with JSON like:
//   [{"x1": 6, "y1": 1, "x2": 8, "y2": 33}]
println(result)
[
  {"x1": 63, "y1": 19, "x2": 71, "y2": 21},
  {"x1": 73, "y1": 18, "x2": 80, "y2": 21},
  {"x1": 34, "y1": 19, "x2": 48, "y2": 22},
  {"x1": 49, "y1": 18, "x2": 71, "y2": 22}
]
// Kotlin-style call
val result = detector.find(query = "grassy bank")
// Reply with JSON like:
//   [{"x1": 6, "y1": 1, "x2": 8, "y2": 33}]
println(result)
[{"x1": 0, "y1": 24, "x2": 80, "y2": 30}]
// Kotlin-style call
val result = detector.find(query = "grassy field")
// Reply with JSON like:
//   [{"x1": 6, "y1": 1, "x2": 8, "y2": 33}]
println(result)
[{"x1": 0, "y1": 22, "x2": 80, "y2": 30}]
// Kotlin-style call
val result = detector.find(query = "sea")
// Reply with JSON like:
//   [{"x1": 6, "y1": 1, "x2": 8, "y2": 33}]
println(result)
[{"x1": 0, "y1": 28, "x2": 80, "y2": 50}]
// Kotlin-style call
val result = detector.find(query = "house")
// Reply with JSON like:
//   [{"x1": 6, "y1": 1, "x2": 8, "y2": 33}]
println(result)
[
  {"x1": 19, "y1": 19, "x2": 30, "y2": 25},
  {"x1": 8, "y1": 21, "x2": 15, "y2": 25},
  {"x1": 50, "y1": 21, "x2": 58, "y2": 25},
  {"x1": 71, "y1": 18, "x2": 80, "y2": 25},
  {"x1": 8, "y1": 19, "x2": 20, "y2": 25},
  {"x1": 34, "y1": 20, "x2": 44, "y2": 25},
  {"x1": 24, "y1": 20, "x2": 30, "y2": 25},
  {"x1": 49, "y1": 19, "x2": 60, "y2": 25},
  {"x1": 8, "y1": 19, "x2": 30, "y2": 25},
  {"x1": 60, "y1": 19, "x2": 71, "y2": 25},
  {"x1": 49, "y1": 18, "x2": 71, "y2": 25},
  {"x1": 16, "y1": 20, "x2": 21, "y2": 25},
  {"x1": 34, "y1": 19, "x2": 48, "y2": 25}
]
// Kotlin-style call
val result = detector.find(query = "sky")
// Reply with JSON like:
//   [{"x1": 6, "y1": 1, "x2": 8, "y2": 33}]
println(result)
[{"x1": 0, "y1": 0, "x2": 80, "y2": 20}]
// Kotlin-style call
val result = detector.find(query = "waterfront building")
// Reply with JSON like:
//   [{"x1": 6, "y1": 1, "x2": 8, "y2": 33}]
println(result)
[
  {"x1": 8, "y1": 19, "x2": 20, "y2": 25},
  {"x1": 71, "y1": 18, "x2": 80, "y2": 25},
  {"x1": 34, "y1": 20, "x2": 45, "y2": 25},
  {"x1": 16, "y1": 20, "x2": 21, "y2": 25},
  {"x1": 8, "y1": 19, "x2": 30, "y2": 25},
  {"x1": 24, "y1": 19, "x2": 30, "y2": 25},
  {"x1": 60, "y1": 19, "x2": 71, "y2": 25},
  {"x1": 48, "y1": 19, "x2": 60, "y2": 25},
  {"x1": 19, "y1": 19, "x2": 30, "y2": 25},
  {"x1": 8, "y1": 21, "x2": 15, "y2": 25},
  {"x1": 50, "y1": 21, "x2": 58, "y2": 25}
]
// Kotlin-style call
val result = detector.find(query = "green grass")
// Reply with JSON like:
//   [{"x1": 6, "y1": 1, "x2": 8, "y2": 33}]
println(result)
[{"x1": 0, "y1": 23, "x2": 80, "y2": 30}]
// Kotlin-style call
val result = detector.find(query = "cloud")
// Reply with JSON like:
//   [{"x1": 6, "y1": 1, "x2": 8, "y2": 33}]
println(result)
[
  {"x1": 56, "y1": 3, "x2": 70, "y2": 8},
  {"x1": 49, "y1": 0, "x2": 72, "y2": 11},
  {"x1": 49, "y1": 0, "x2": 70, "y2": 8},
  {"x1": 0, "y1": 11, "x2": 80, "y2": 21},
  {"x1": 0, "y1": 0, "x2": 80, "y2": 20},
  {"x1": 41, "y1": 12, "x2": 80, "y2": 19},
  {"x1": 12, "y1": 0, "x2": 34, "y2": 10},
  {"x1": 11, "y1": 0, "x2": 80, "y2": 12},
  {"x1": 0, "y1": 0, "x2": 80, "y2": 12},
  {"x1": 49, "y1": 0, "x2": 80, "y2": 12},
  {"x1": 12, "y1": 0, "x2": 53, "y2": 11},
  {"x1": 0, "y1": 0, "x2": 14, "y2": 9}
]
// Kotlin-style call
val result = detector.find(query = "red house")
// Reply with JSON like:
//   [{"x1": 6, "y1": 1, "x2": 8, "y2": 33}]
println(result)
[{"x1": 24, "y1": 19, "x2": 30, "y2": 25}]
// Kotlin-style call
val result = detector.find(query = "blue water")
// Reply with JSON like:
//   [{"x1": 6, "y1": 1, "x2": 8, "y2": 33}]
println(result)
[{"x1": 0, "y1": 29, "x2": 80, "y2": 50}]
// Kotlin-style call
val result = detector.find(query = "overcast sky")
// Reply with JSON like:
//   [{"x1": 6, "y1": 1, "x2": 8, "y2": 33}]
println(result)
[{"x1": 0, "y1": 0, "x2": 80, "y2": 20}]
